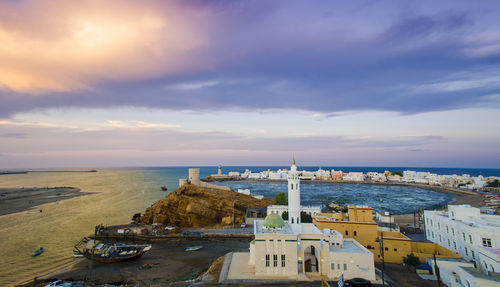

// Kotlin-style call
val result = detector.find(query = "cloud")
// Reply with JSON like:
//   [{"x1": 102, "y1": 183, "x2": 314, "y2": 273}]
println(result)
[
  {"x1": 106, "y1": 120, "x2": 181, "y2": 129},
  {"x1": 1, "y1": 1, "x2": 500, "y2": 117},
  {"x1": 0, "y1": 0, "x2": 210, "y2": 93}
]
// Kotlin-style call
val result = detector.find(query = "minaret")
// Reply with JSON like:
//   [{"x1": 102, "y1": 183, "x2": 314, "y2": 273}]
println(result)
[{"x1": 287, "y1": 155, "x2": 301, "y2": 228}]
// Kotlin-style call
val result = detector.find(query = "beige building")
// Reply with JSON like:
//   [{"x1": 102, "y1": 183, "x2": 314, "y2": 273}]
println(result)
[{"x1": 226, "y1": 158, "x2": 375, "y2": 282}]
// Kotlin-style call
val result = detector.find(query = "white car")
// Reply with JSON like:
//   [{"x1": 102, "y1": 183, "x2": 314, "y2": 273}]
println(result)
[
  {"x1": 240, "y1": 222, "x2": 247, "y2": 228},
  {"x1": 45, "y1": 280, "x2": 72, "y2": 287}
]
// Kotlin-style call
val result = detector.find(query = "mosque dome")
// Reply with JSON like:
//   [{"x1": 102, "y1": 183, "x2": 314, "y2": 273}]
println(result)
[{"x1": 263, "y1": 213, "x2": 285, "y2": 229}]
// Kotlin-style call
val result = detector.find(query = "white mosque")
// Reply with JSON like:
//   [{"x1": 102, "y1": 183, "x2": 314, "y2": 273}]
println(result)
[{"x1": 225, "y1": 157, "x2": 376, "y2": 281}]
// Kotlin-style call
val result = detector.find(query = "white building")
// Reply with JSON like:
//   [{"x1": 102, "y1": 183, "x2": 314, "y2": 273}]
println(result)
[
  {"x1": 428, "y1": 257, "x2": 500, "y2": 287},
  {"x1": 424, "y1": 205, "x2": 500, "y2": 275},
  {"x1": 267, "y1": 205, "x2": 322, "y2": 217},
  {"x1": 342, "y1": 172, "x2": 365, "y2": 182},
  {"x1": 225, "y1": 158, "x2": 375, "y2": 282}
]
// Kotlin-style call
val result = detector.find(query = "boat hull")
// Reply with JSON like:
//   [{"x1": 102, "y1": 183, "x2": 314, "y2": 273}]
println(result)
[{"x1": 82, "y1": 250, "x2": 148, "y2": 263}]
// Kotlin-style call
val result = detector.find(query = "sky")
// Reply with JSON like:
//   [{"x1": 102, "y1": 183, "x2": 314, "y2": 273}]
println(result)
[{"x1": 0, "y1": 0, "x2": 499, "y2": 169}]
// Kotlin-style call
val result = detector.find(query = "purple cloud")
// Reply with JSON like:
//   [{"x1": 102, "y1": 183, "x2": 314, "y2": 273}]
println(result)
[{"x1": 1, "y1": 0, "x2": 500, "y2": 117}]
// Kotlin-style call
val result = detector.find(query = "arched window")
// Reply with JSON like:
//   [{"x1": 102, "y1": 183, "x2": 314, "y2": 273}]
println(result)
[{"x1": 291, "y1": 217, "x2": 294, "y2": 224}]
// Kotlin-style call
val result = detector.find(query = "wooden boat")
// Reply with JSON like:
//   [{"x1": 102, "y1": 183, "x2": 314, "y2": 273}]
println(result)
[
  {"x1": 27, "y1": 209, "x2": 42, "y2": 213},
  {"x1": 74, "y1": 238, "x2": 152, "y2": 263},
  {"x1": 32, "y1": 247, "x2": 44, "y2": 256},
  {"x1": 161, "y1": 186, "x2": 168, "y2": 191},
  {"x1": 73, "y1": 252, "x2": 83, "y2": 258},
  {"x1": 185, "y1": 245, "x2": 203, "y2": 252}
]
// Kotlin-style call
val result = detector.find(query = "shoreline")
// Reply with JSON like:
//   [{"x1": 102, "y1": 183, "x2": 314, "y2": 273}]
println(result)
[
  {"x1": 207, "y1": 178, "x2": 480, "y2": 196},
  {"x1": 0, "y1": 187, "x2": 87, "y2": 216}
]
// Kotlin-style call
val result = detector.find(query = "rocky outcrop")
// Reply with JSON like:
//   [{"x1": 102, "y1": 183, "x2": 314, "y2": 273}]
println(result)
[{"x1": 141, "y1": 184, "x2": 273, "y2": 227}]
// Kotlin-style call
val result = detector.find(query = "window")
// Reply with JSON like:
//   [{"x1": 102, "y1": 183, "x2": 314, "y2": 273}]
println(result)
[
  {"x1": 465, "y1": 247, "x2": 468, "y2": 256},
  {"x1": 438, "y1": 222, "x2": 441, "y2": 229},
  {"x1": 448, "y1": 239, "x2": 450, "y2": 246},
  {"x1": 296, "y1": 183, "x2": 298, "y2": 189},
  {"x1": 469, "y1": 235, "x2": 473, "y2": 244},
  {"x1": 394, "y1": 248, "x2": 397, "y2": 252},
  {"x1": 345, "y1": 230, "x2": 348, "y2": 236},
  {"x1": 273, "y1": 254, "x2": 277, "y2": 267},
  {"x1": 446, "y1": 226, "x2": 449, "y2": 233},
  {"x1": 439, "y1": 235, "x2": 442, "y2": 242},
  {"x1": 281, "y1": 255, "x2": 286, "y2": 267},
  {"x1": 343, "y1": 263, "x2": 347, "y2": 270},
  {"x1": 385, "y1": 247, "x2": 388, "y2": 251},
  {"x1": 291, "y1": 217, "x2": 294, "y2": 224},
  {"x1": 452, "y1": 228, "x2": 455, "y2": 236},
  {"x1": 432, "y1": 231, "x2": 434, "y2": 238},
  {"x1": 265, "y1": 254, "x2": 270, "y2": 267},
  {"x1": 482, "y1": 238, "x2": 492, "y2": 247},
  {"x1": 354, "y1": 231, "x2": 357, "y2": 236},
  {"x1": 463, "y1": 232, "x2": 466, "y2": 241},
  {"x1": 471, "y1": 250, "x2": 475, "y2": 259},
  {"x1": 454, "y1": 242, "x2": 457, "y2": 249},
  {"x1": 331, "y1": 263, "x2": 335, "y2": 270},
  {"x1": 337, "y1": 264, "x2": 341, "y2": 270}
]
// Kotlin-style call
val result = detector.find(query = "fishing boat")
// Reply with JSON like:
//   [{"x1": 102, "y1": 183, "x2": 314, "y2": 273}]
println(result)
[
  {"x1": 161, "y1": 186, "x2": 168, "y2": 191},
  {"x1": 27, "y1": 209, "x2": 42, "y2": 213},
  {"x1": 32, "y1": 247, "x2": 44, "y2": 256},
  {"x1": 74, "y1": 238, "x2": 152, "y2": 263},
  {"x1": 185, "y1": 245, "x2": 203, "y2": 252},
  {"x1": 73, "y1": 252, "x2": 83, "y2": 258}
]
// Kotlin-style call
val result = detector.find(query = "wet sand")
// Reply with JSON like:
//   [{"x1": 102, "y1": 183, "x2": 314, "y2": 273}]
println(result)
[
  {"x1": 0, "y1": 187, "x2": 87, "y2": 216},
  {"x1": 31, "y1": 238, "x2": 250, "y2": 286}
]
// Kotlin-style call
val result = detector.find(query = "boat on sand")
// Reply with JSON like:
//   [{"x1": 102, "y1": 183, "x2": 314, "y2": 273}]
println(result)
[
  {"x1": 185, "y1": 245, "x2": 203, "y2": 252},
  {"x1": 74, "y1": 238, "x2": 151, "y2": 263},
  {"x1": 32, "y1": 247, "x2": 44, "y2": 256}
]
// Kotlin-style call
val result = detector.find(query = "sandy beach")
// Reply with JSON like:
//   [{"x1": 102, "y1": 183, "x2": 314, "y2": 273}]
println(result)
[
  {"x1": 26, "y1": 238, "x2": 250, "y2": 286},
  {"x1": 0, "y1": 187, "x2": 85, "y2": 216}
]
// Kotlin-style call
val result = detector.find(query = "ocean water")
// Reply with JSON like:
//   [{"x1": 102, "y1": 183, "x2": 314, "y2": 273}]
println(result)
[
  {"x1": 0, "y1": 166, "x2": 493, "y2": 286},
  {"x1": 211, "y1": 181, "x2": 453, "y2": 214}
]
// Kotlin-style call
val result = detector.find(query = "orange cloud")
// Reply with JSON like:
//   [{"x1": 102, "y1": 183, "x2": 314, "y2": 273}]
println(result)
[{"x1": 0, "y1": 0, "x2": 211, "y2": 93}]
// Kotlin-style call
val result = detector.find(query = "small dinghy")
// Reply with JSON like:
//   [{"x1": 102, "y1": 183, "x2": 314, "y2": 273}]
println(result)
[
  {"x1": 32, "y1": 247, "x2": 44, "y2": 257},
  {"x1": 185, "y1": 245, "x2": 203, "y2": 252},
  {"x1": 73, "y1": 252, "x2": 83, "y2": 258}
]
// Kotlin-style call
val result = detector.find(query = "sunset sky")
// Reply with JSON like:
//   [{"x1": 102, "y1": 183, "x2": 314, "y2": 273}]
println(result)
[{"x1": 1, "y1": 0, "x2": 499, "y2": 168}]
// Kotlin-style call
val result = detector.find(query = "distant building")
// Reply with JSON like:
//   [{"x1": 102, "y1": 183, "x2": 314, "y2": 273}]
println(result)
[{"x1": 342, "y1": 172, "x2": 365, "y2": 182}]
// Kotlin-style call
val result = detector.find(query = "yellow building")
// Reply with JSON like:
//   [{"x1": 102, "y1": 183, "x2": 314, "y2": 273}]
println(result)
[{"x1": 313, "y1": 206, "x2": 460, "y2": 264}]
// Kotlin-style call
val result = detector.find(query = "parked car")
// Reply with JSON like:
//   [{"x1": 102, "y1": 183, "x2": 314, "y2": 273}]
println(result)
[
  {"x1": 45, "y1": 280, "x2": 72, "y2": 287},
  {"x1": 344, "y1": 278, "x2": 372, "y2": 287},
  {"x1": 241, "y1": 222, "x2": 247, "y2": 228}
]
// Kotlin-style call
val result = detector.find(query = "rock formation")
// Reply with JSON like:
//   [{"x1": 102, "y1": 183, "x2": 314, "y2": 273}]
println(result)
[{"x1": 141, "y1": 184, "x2": 273, "y2": 227}]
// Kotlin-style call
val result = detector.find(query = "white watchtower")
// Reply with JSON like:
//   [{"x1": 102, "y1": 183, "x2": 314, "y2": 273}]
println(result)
[{"x1": 287, "y1": 155, "x2": 301, "y2": 228}]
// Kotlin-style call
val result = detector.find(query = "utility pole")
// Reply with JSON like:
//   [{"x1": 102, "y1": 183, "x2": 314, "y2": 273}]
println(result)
[
  {"x1": 86, "y1": 225, "x2": 98, "y2": 284},
  {"x1": 232, "y1": 200, "x2": 236, "y2": 229},
  {"x1": 433, "y1": 253, "x2": 442, "y2": 287},
  {"x1": 378, "y1": 232, "x2": 385, "y2": 287}
]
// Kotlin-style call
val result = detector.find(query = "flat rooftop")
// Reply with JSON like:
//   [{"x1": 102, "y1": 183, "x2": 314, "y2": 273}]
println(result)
[
  {"x1": 330, "y1": 239, "x2": 369, "y2": 254},
  {"x1": 254, "y1": 221, "x2": 322, "y2": 235}
]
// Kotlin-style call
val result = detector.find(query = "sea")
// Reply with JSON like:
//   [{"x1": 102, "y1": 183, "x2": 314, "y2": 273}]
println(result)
[{"x1": 0, "y1": 166, "x2": 498, "y2": 286}]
